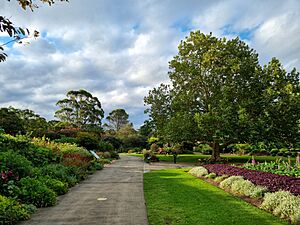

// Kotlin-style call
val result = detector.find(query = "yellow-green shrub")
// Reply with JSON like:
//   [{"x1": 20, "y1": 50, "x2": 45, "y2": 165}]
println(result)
[{"x1": 188, "y1": 167, "x2": 208, "y2": 177}]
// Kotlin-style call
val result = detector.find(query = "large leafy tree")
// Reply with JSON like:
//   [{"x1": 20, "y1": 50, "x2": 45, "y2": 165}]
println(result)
[
  {"x1": 144, "y1": 84, "x2": 172, "y2": 137},
  {"x1": 55, "y1": 89, "x2": 104, "y2": 128},
  {"x1": 105, "y1": 108, "x2": 130, "y2": 131},
  {"x1": 145, "y1": 31, "x2": 300, "y2": 161},
  {"x1": 0, "y1": 107, "x2": 48, "y2": 136},
  {"x1": 1, "y1": 0, "x2": 68, "y2": 62},
  {"x1": 0, "y1": 107, "x2": 24, "y2": 135}
]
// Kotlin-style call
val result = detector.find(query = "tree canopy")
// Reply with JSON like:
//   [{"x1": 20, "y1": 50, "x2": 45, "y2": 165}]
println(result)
[
  {"x1": 105, "y1": 108, "x2": 130, "y2": 131},
  {"x1": 55, "y1": 89, "x2": 104, "y2": 129},
  {"x1": 145, "y1": 31, "x2": 300, "y2": 161}
]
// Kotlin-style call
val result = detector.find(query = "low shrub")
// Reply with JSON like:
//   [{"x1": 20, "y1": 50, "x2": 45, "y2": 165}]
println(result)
[
  {"x1": 103, "y1": 151, "x2": 111, "y2": 159},
  {"x1": 0, "y1": 151, "x2": 33, "y2": 179},
  {"x1": 76, "y1": 133, "x2": 99, "y2": 150},
  {"x1": 260, "y1": 191, "x2": 293, "y2": 212},
  {"x1": 188, "y1": 167, "x2": 208, "y2": 177},
  {"x1": 230, "y1": 179, "x2": 267, "y2": 198},
  {"x1": 36, "y1": 164, "x2": 79, "y2": 187},
  {"x1": 18, "y1": 177, "x2": 57, "y2": 207},
  {"x1": 205, "y1": 173, "x2": 216, "y2": 179},
  {"x1": 54, "y1": 137, "x2": 78, "y2": 144},
  {"x1": 204, "y1": 164, "x2": 300, "y2": 195},
  {"x1": 98, "y1": 158, "x2": 111, "y2": 165},
  {"x1": 219, "y1": 176, "x2": 244, "y2": 190},
  {"x1": 88, "y1": 160, "x2": 104, "y2": 171},
  {"x1": 214, "y1": 175, "x2": 229, "y2": 182},
  {"x1": 38, "y1": 177, "x2": 68, "y2": 195},
  {"x1": 260, "y1": 191, "x2": 300, "y2": 224},
  {"x1": 98, "y1": 141, "x2": 114, "y2": 152},
  {"x1": 0, "y1": 195, "x2": 30, "y2": 225},
  {"x1": 110, "y1": 151, "x2": 120, "y2": 159}
]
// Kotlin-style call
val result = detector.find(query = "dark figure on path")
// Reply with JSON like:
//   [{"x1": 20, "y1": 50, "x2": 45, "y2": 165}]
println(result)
[{"x1": 172, "y1": 150, "x2": 178, "y2": 164}]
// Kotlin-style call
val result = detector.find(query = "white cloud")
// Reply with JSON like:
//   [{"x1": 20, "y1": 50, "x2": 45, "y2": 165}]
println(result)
[{"x1": 0, "y1": 0, "x2": 300, "y2": 128}]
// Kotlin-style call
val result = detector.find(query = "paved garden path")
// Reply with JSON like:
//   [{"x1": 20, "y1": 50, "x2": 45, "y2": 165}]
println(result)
[{"x1": 20, "y1": 156, "x2": 148, "y2": 225}]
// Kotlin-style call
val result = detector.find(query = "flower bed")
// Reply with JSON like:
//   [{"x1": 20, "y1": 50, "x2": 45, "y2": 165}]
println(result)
[{"x1": 203, "y1": 164, "x2": 300, "y2": 195}]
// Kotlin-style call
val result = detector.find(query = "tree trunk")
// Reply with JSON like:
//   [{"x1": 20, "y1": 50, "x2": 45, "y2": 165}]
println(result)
[{"x1": 210, "y1": 141, "x2": 222, "y2": 162}]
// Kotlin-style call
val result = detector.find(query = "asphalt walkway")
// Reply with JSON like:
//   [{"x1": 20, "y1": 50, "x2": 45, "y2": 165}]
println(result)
[{"x1": 19, "y1": 156, "x2": 148, "y2": 225}]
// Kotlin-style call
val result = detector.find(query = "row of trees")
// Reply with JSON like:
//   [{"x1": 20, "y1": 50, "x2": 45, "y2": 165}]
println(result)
[
  {"x1": 144, "y1": 31, "x2": 300, "y2": 161},
  {"x1": 0, "y1": 89, "x2": 141, "y2": 138}
]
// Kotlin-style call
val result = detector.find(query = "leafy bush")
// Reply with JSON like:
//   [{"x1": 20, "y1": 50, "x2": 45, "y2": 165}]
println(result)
[
  {"x1": 102, "y1": 136, "x2": 122, "y2": 150},
  {"x1": 230, "y1": 178, "x2": 268, "y2": 198},
  {"x1": 54, "y1": 137, "x2": 78, "y2": 144},
  {"x1": 18, "y1": 177, "x2": 57, "y2": 207},
  {"x1": 188, "y1": 167, "x2": 208, "y2": 177},
  {"x1": 219, "y1": 176, "x2": 244, "y2": 190},
  {"x1": 98, "y1": 141, "x2": 114, "y2": 152},
  {"x1": 0, "y1": 195, "x2": 30, "y2": 225},
  {"x1": 0, "y1": 151, "x2": 33, "y2": 179},
  {"x1": 38, "y1": 177, "x2": 68, "y2": 195},
  {"x1": 261, "y1": 191, "x2": 300, "y2": 224},
  {"x1": 1, "y1": 180, "x2": 20, "y2": 198},
  {"x1": 193, "y1": 144, "x2": 212, "y2": 155},
  {"x1": 88, "y1": 160, "x2": 104, "y2": 171},
  {"x1": 204, "y1": 164, "x2": 300, "y2": 195},
  {"x1": 205, "y1": 173, "x2": 216, "y2": 179},
  {"x1": 36, "y1": 164, "x2": 79, "y2": 187},
  {"x1": 228, "y1": 143, "x2": 252, "y2": 154},
  {"x1": 214, "y1": 175, "x2": 229, "y2": 182},
  {"x1": 62, "y1": 153, "x2": 92, "y2": 168},
  {"x1": 260, "y1": 191, "x2": 293, "y2": 212},
  {"x1": 110, "y1": 151, "x2": 120, "y2": 159},
  {"x1": 243, "y1": 160, "x2": 300, "y2": 178}
]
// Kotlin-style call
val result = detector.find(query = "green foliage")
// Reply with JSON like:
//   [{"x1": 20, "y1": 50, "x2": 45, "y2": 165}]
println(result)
[
  {"x1": 0, "y1": 195, "x2": 30, "y2": 225},
  {"x1": 261, "y1": 191, "x2": 300, "y2": 224},
  {"x1": 0, "y1": 108, "x2": 24, "y2": 135},
  {"x1": 219, "y1": 176, "x2": 244, "y2": 190},
  {"x1": 18, "y1": 177, "x2": 57, "y2": 207},
  {"x1": 148, "y1": 136, "x2": 159, "y2": 144},
  {"x1": 105, "y1": 108, "x2": 129, "y2": 131},
  {"x1": 38, "y1": 177, "x2": 68, "y2": 195},
  {"x1": 36, "y1": 164, "x2": 79, "y2": 187},
  {"x1": 0, "y1": 150, "x2": 33, "y2": 179},
  {"x1": 55, "y1": 89, "x2": 104, "y2": 128},
  {"x1": 214, "y1": 175, "x2": 229, "y2": 182},
  {"x1": 98, "y1": 141, "x2": 114, "y2": 152},
  {"x1": 145, "y1": 30, "x2": 300, "y2": 161},
  {"x1": 243, "y1": 160, "x2": 300, "y2": 178},
  {"x1": 188, "y1": 166, "x2": 208, "y2": 177},
  {"x1": 139, "y1": 120, "x2": 154, "y2": 137},
  {"x1": 205, "y1": 173, "x2": 216, "y2": 179},
  {"x1": 102, "y1": 136, "x2": 122, "y2": 149},
  {"x1": 76, "y1": 134, "x2": 99, "y2": 150},
  {"x1": 54, "y1": 136, "x2": 78, "y2": 144},
  {"x1": 230, "y1": 178, "x2": 267, "y2": 198},
  {"x1": 193, "y1": 144, "x2": 212, "y2": 155}
]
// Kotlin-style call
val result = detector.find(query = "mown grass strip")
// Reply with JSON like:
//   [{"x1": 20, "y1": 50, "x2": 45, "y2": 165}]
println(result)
[
  {"x1": 144, "y1": 169, "x2": 289, "y2": 225},
  {"x1": 124, "y1": 153, "x2": 289, "y2": 164}
]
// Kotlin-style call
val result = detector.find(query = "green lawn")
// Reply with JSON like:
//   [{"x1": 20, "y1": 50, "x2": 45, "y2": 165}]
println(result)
[
  {"x1": 144, "y1": 169, "x2": 289, "y2": 225},
  {"x1": 123, "y1": 153, "x2": 288, "y2": 164}
]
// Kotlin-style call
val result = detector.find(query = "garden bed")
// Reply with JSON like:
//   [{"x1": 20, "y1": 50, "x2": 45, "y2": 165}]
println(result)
[{"x1": 203, "y1": 164, "x2": 300, "y2": 195}]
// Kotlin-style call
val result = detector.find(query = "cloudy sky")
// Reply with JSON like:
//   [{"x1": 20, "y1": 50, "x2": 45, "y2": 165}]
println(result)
[{"x1": 0, "y1": 0, "x2": 300, "y2": 128}]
